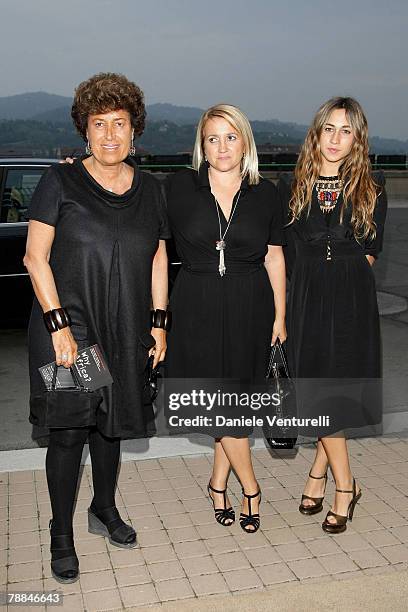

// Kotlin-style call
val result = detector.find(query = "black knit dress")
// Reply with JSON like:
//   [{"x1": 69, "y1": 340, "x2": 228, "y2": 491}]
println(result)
[
  {"x1": 27, "y1": 157, "x2": 170, "y2": 439},
  {"x1": 165, "y1": 166, "x2": 285, "y2": 381}
]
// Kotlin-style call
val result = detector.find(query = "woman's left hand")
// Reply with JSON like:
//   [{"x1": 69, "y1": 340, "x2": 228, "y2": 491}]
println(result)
[
  {"x1": 272, "y1": 318, "x2": 287, "y2": 345},
  {"x1": 150, "y1": 328, "x2": 167, "y2": 368}
]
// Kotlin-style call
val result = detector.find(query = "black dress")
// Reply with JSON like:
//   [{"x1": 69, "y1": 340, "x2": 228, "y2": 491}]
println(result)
[
  {"x1": 277, "y1": 173, "x2": 387, "y2": 434},
  {"x1": 165, "y1": 165, "x2": 285, "y2": 381},
  {"x1": 27, "y1": 157, "x2": 171, "y2": 439}
]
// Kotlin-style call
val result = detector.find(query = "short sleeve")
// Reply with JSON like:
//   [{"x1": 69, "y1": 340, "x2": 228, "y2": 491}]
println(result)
[
  {"x1": 364, "y1": 172, "x2": 388, "y2": 258},
  {"x1": 268, "y1": 183, "x2": 286, "y2": 246},
  {"x1": 157, "y1": 180, "x2": 172, "y2": 240},
  {"x1": 26, "y1": 166, "x2": 62, "y2": 227}
]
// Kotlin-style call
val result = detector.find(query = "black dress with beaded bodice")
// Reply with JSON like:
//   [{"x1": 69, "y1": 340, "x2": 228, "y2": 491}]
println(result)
[{"x1": 277, "y1": 172, "x2": 388, "y2": 435}]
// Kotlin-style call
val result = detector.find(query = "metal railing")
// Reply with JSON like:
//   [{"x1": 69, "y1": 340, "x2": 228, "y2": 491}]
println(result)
[{"x1": 137, "y1": 162, "x2": 408, "y2": 171}]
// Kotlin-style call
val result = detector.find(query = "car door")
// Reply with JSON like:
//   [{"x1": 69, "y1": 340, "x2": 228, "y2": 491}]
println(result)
[{"x1": 0, "y1": 165, "x2": 49, "y2": 326}]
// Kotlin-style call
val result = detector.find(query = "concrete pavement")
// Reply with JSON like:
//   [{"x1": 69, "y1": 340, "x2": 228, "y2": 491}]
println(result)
[{"x1": 1, "y1": 438, "x2": 408, "y2": 610}]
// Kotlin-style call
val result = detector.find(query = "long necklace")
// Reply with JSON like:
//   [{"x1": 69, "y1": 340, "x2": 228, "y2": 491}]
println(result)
[
  {"x1": 214, "y1": 191, "x2": 241, "y2": 277},
  {"x1": 315, "y1": 175, "x2": 343, "y2": 213}
]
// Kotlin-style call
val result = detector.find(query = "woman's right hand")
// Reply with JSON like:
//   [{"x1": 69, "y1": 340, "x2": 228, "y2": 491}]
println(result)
[
  {"x1": 272, "y1": 317, "x2": 287, "y2": 345},
  {"x1": 51, "y1": 327, "x2": 78, "y2": 368},
  {"x1": 59, "y1": 157, "x2": 75, "y2": 164}
]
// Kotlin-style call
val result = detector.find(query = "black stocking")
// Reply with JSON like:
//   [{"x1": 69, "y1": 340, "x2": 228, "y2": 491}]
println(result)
[
  {"x1": 46, "y1": 426, "x2": 125, "y2": 550},
  {"x1": 88, "y1": 430, "x2": 131, "y2": 540},
  {"x1": 88, "y1": 428, "x2": 120, "y2": 510},
  {"x1": 46, "y1": 427, "x2": 89, "y2": 561}
]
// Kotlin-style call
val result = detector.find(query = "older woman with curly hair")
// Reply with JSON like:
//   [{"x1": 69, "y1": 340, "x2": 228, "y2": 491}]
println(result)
[{"x1": 24, "y1": 73, "x2": 170, "y2": 583}]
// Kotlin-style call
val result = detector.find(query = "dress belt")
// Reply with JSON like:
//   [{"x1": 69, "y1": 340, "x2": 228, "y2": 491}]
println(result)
[
  {"x1": 296, "y1": 241, "x2": 363, "y2": 259},
  {"x1": 182, "y1": 262, "x2": 264, "y2": 274}
]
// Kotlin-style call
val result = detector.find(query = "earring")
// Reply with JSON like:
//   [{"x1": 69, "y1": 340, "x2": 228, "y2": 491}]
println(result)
[
  {"x1": 129, "y1": 134, "x2": 136, "y2": 156},
  {"x1": 85, "y1": 140, "x2": 92, "y2": 155}
]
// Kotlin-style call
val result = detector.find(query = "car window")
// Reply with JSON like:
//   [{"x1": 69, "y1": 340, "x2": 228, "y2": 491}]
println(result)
[{"x1": 0, "y1": 168, "x2": 46, "y2": 223}]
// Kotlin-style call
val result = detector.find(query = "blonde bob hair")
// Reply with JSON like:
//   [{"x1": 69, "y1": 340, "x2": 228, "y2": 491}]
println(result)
[
  {"x1": 192, "y1": 104, "x2": 260, "y2": 185},
  {"x1": 290, "y1": 96, "x2": 379, "y2": 241}
]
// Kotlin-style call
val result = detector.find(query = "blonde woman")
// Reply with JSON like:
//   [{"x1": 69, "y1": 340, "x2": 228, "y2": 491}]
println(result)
[
  {"x1": 278, "y1": 97, "x2": 387, "y2": 533},
  {"x1": 165, "y1": 104, "x2": 287, "y2": 532}
]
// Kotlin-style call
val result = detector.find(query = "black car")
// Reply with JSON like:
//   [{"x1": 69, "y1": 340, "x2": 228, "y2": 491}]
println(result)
[{"x1": 0, "y1": 159, "x2": 60, "y2": 326}]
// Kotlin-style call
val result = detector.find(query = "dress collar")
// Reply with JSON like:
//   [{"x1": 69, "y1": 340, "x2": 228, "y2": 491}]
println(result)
[
  {"x1": 196, "y1": 163, "x2": 251, "y2": 193},
  {"x1": 75, "y1": 155, "x2": 142, "y2": 208}
]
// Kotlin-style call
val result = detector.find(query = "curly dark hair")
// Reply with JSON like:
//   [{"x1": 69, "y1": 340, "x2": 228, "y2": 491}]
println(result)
[{"x1": 71, "y1": 72, "x2": 146, "y2": 141}]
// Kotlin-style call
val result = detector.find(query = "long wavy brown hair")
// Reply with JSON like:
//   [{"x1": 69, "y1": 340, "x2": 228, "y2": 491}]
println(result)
[{"x1": 290, "y1": 97, "x2": 379, "y2": 240}]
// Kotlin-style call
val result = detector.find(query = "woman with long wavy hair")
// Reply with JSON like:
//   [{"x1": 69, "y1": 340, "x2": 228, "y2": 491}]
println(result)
[{"x1": 278, "y1": 97, "x2": 387, "y2": 534}]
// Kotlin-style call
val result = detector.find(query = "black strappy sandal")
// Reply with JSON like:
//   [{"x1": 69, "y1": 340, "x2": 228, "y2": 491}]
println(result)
[
  {"x1": 299, "y1": 470, "x2": 328, "y2": 515},
  {"x1": 207, "y1": 482, "x2": 235, "y2": 526},
  {"x1": 239, "y1": 488, "x2": 261, "y2": 534},
  {"x1": 88, "y1": 505, "x2": 137, "y2": 548},
  {"x1": 49, "y1": 519, "x2": 79, "y2": 584},
  {"x1": 322, "y1": 478, "x2": 362, "y2": 534}
]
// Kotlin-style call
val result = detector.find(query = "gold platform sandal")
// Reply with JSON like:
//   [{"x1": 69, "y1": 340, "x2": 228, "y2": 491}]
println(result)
[
  {"x1": 322, "y1": 478, "x2": 362, "y2": 534},
  {"x1": 299, "y1": 470, "x2": 328, "y2": 515}
]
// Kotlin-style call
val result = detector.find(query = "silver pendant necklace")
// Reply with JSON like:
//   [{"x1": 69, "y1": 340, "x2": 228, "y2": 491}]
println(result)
[{"x1": 214, "y1": 191, "x2": 241, "y2": 277}]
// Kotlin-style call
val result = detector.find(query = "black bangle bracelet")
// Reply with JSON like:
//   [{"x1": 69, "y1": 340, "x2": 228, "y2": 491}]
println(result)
[
  {"x1": 43, "y1": 308, "x2": 71, "y2": 333},
  {"x1": 151, "y1": 309, "x2": 172, "y2": 332}
]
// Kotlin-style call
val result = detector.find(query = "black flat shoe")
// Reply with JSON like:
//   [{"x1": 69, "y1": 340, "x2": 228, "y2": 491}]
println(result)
[
  {"x1": 207, "y1": 482, "x2": 235, "y2": 526},
  {"x1": 88, "y1": 505, "x2": 137, "y2": 548},
  {"x1": 49, "y1": 520, "x2": 79, "y2": 584},
  {"x1": 299, "y1": 470, "x2": 328, "y2": 515},
  {"x1": 239, "y1": 488, "x2": 261, "y2": 534},
  {"x1": 322, "y1": 478, "x2": 362, "y2": 534}
]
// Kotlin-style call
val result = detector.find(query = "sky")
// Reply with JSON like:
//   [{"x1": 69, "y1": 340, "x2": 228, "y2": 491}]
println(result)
[{"x1": 1, "y1": 0, "x2": 407, "y2": 139}]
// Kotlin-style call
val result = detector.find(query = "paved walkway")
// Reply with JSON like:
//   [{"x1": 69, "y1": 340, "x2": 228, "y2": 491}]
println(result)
[{"x1": 2, "y1": 436, "x2": 408, "y2": 610}]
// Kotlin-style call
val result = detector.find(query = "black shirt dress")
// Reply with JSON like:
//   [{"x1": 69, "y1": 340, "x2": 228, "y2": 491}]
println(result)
[
  {"x1": 165, "y1": 165, "x2": 285, "y2": 381},
  {"x1": 277, "y1": 173, "x2": 388, "y2": 435},
  {"x1": 27, "y1": 157, "x2": 170, "y2": 439}
]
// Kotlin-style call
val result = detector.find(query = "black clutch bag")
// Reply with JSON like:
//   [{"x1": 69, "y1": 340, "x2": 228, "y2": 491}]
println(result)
[
  {"x1": 263, "y1": 339, "x2": 297, "y2": 450},
  {"x1": 144, "y1": 355, "x2": 162, "y2": 402},
  {"x1": 39, "y1": 365, "x2": 101, "y2": 428}
]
